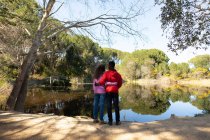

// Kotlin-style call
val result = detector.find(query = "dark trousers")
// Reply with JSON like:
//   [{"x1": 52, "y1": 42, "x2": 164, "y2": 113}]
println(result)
[{"x1": 106, "y1": 92, "x2": 120, "y2": 122}]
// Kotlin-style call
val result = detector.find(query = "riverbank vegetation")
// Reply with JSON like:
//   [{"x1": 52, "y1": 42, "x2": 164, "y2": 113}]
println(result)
[
  {"x1": 0, "y1": 0, "x2": 209, "y2": 85},
  {"x1": 1, "y1": 8, "x2": 209, "y2": 85},
  {"x1": 0, "y1": 0, "x2": 209, "y2": 111}
]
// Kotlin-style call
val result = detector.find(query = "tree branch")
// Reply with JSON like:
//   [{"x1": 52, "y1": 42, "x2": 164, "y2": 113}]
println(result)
[{"x1": 48, "y1": 2, "x2": 64, "y2": 17}]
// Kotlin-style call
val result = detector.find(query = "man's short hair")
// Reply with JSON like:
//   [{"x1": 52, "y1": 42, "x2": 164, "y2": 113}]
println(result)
[{"x1": 109, "y1": 61, "x2": 115, "y2": 68}]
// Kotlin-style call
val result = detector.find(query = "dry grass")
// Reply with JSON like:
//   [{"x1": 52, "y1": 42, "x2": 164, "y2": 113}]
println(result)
[
  {"x1": 132, "y1": 77, "x2": 176, "y2": 87},
  {"x1": 178, "y1": 79, "x2": 210, "y2": 87},
  {"x1": 130, "y1": 78, "x2": 210, "y2": 87}
]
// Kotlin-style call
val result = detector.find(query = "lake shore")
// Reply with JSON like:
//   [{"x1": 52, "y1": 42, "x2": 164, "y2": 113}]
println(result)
[
  {"x1": 133, "y1": 78, "x2": 210, "y2": 87},
  {"x1": 1, "y1": 111, "x2": 210, "y2": 140}
]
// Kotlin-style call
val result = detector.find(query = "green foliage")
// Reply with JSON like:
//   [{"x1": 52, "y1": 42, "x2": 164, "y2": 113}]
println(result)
[
  {"x1": 58, "y1": 44, "x2": 85, "y2": 77},
  {"x1": 119, "y1": 49, "x2": 169, "y2": 80},
  {"x1": 179, "y1": 63, "x2": 190, "y2": 78},
  {"x1": 169, "y1": 62, "x2": 189, "y2": 79},
  {"x1": 67, "y1": 35, "x2": 103, "y2": 79},
  {"x1": 0, "y1": 54, "x2": 18, "y2": 80},
  {"x1": 101, "y1": 48, "x2": 128, "y2": 64},
  {"x1": 34, "y1": 34, "x2": 108, "y2": 81},
  {"x1": 120, "y1": 84, "x2": 170, "y2": 115},
  {"x1": 190, "y1": 67, "x2": 209, "y2": 79},
  {"x1": 156, "y1": 0, "x2": 209, "y2": 51},
  {"x1": 189, "y1": 54, "x2": 210, "y2": 69},
  {"x1": 0, "y1": 0, "x2": 209, "y2": 82},
  {"x1": 0, "y1": 0, "x2": 40, "y2": 82},
  {"x1": 120, "y1": 84, "x2": 210, "y2": 115},
  {"x1": 0, "y1": 0, "x2": 40, "y2": 30},
  {"x1": 155, "y1": 62, "x2": 169, "y2": 77}
]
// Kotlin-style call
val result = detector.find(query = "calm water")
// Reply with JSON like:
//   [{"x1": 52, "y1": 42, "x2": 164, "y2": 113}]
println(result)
[{"x1": 22, "y1": 84, "x2": 210, "y2": 122}]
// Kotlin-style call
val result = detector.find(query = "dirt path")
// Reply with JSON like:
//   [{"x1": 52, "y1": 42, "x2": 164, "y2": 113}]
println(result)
[{"x1": 0, "y1": 111, "x2": 210, "y2": 140}]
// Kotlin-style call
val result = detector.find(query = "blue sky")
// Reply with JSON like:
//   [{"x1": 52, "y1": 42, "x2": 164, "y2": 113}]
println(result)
[{"x1": 38, "y1": 0, "x2": 209, "y2": 63}]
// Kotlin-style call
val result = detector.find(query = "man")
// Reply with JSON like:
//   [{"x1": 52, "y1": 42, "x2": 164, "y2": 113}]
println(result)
[{"x1": 98, "y1": 61, "x2": 122, "y2": 125}]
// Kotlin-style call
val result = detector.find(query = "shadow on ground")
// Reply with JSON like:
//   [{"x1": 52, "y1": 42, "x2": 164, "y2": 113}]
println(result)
[{"x1": 0, "y1": 111, "x2": 210, "y2": 140}]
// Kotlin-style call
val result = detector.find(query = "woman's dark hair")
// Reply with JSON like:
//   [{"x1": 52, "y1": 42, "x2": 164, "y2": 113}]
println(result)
[{"x1": 94, "y1": 64, "x2": 105, "y2": 79}]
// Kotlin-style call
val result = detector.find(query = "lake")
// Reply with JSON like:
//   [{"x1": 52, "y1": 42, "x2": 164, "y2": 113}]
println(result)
[{"x1": 21, "y1": 84, "x2": 210, "y2": 123}]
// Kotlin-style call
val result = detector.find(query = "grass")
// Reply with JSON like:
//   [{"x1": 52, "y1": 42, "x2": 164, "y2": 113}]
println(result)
[
  {"x1": 178, "y1": 79, "x2": 210, "y2": 87},
  {"x1": 130, "y1": 77, "x2": 210, "y2": 87}
]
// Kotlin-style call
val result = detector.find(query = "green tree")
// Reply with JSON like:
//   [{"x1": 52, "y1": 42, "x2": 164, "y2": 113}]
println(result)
[
  {"x1": 0, "y1": 0, "x2": 40, "y2": 80},
  {"x1": 0, "y1": 0, "x2": 39, "y2": 26},
  {"x1": 147, "y1": 49, "x2": 170, "y2": 66},
  {"x1": 169, "y1": 62, "x2": 180, "y2": 77},
  {"x1": 179, "y1": 63, "x2": 190, "y2": 78},
  {"x1": 119, "y1": 54, "x2": 140, "y2": 80},
  {"x1": 67, "y1": 35, "x2": 103, "y2": 81},
  {"x1": 155, "y1": 62, "x2": 169, "y2": 78},
  {"x1": 169, "y1": 62, "x2": 189, "y2": 78},
  {"x1": 190, "y1": 67, "x2": 209, "y2": 79},
  {"x1": 5, "y1": 0, "x2": 145, "y2": 111},
  {"x1": 101, "y1": 48, "x2": 127, "y2": 64},
  {"x1": 189, "y1": 54, "x2": 210, "y2": 69},
  {"x1": 58, "y1": 44, "x2": 85, "y2": 77},
  {"x1": 124, "y1": 49, "x2": 169, "y2": 79},
  {"x1": 156, "y1": 0, "x2": 209, "y2": 52}
]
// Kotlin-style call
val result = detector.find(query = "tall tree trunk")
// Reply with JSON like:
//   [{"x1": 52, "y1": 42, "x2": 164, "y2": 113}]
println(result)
[
  {"x1": 6, "y1": 0, "x2": 56, "y2": 111},
  {"x1": 6, "y1": 31, "x2": 42, "y2": 110},
  {"x1": 14, "y1": 75, "x2": 28, "y2": 112}
]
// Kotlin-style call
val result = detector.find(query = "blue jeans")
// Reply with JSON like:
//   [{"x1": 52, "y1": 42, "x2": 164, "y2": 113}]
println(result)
[{"x1": 93, "y1": 94, "x2": 106, "y2": 121}]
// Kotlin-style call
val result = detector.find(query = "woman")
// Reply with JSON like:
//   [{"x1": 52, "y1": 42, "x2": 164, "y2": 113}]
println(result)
[{"x1": 92, "y1": 64, "x2": 106, "y2": 124}]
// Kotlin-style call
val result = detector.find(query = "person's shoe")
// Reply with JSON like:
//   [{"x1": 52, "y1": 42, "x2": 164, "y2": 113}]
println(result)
[
  {"x1": 116, "y1": 121, "x2": 121, "y2": 125},
  {"x1": 99, "y1": 120, "x2": 107, "y2": 125},
  {"x1": 108, "y1": 121, "x2": 112, "y2": 126},
  {"x1": 93, "y1": 119, "x2": 99, "y2": 123}
]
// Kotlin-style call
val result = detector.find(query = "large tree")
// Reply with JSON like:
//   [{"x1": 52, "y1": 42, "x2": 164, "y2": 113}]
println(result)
[
  {"x1": 156, "y1": 0, "x2": 209, "y2": 52},
  {"x1": 5, "y1": 0, "x2": 145, "y2": 111},
  {"x1": 169, "y1": 62, "x2": 190, "y2": 78},
  {"x1": 119, "y1": 49, "x2": 169, "y2": 79},
  {"x1": 189, "y1": 54, "x2": 210, "y2": 69},
  {"x1": 0, "y1": 0, "x2": 39, "y2": 77}
]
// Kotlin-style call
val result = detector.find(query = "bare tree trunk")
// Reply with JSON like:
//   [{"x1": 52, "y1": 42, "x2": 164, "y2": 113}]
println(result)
[
  {"x1": 6, "y1": 0, "x2": 56, "y2": 111},
  {"x1": 14, "y1": 75, "x2": 28, "y2": 112},
  {"x1": 6, "y1": 31, "x2": 42, "y2": 110}
]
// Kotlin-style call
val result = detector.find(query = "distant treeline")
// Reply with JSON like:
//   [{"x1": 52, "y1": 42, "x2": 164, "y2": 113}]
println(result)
[{"x1": 0, "y1": 0, "x2": 209, "y2": 84}]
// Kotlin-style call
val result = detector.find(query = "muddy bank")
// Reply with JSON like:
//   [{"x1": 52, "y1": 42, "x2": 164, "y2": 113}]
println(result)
[{"x1": 0, "y1": 111, "x2": 210, "y2": 140}]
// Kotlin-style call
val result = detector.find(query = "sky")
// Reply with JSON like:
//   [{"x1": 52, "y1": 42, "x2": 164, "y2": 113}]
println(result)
[{"x1": 38, "y1": 0, "x2": 209, "y2": 63}]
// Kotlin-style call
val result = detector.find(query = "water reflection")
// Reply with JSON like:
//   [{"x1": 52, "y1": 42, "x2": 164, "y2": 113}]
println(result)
[
  {"x1": 119, "y1": 85, "x2": 170, "y2": 115},
  {"x1": 24, "y1": 88, "x2": 94, "y2": 117},
  {"x1": 1, "y1": 84, "x2": 209, "y2": 122},
  {"x1": 109, "y1": 84, "x2": 210, "y2": 122}
]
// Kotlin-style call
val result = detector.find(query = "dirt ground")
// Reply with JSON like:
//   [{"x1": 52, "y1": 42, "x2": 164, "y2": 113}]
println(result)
[{"x1": 0, "y1": 111, "x2": 210, "y2": 140}]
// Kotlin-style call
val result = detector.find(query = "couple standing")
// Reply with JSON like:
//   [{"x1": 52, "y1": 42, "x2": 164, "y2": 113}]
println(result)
[{"x1": 92, "y1": 61, "x2": 122, "y2": 126}]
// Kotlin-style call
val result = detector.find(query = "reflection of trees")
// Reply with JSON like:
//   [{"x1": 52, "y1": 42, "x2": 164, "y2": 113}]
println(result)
[
  {"x1": 120, "y1": 84, "x2": 210, "y2": 115},
  {"x1": 63, "y1": 94, "x2": 93, "y2": 117},
  {"x1": 24, "y1": 88, "x2": 94, "y2": 116},
  {"x1": 191, "y1": 97, "x2": 210, "y2": 113},
  {"x1": 169, "y1": 85, "x2": 191, "y2": 102},
  {"x1": 190, "y1": 87, "x2": 210, "y2": 112},
  {"x1": 16, "y1": 86, "x2": 210, "y2": 116},
  {"x1": 120, "y1": 84, "x2": 170, "y2": 115}
]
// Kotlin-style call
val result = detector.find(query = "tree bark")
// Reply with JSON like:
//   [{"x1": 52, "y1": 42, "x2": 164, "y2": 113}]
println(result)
[
  {"x1": 6, "y1": 31, "x2": 42, "y2": 110},
  {"x1": 6, "y1": 0, "x2": 56, "y2": 111},
  {"x1": 14, "y1": 75, "x2": 28, "y2": 112}
]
